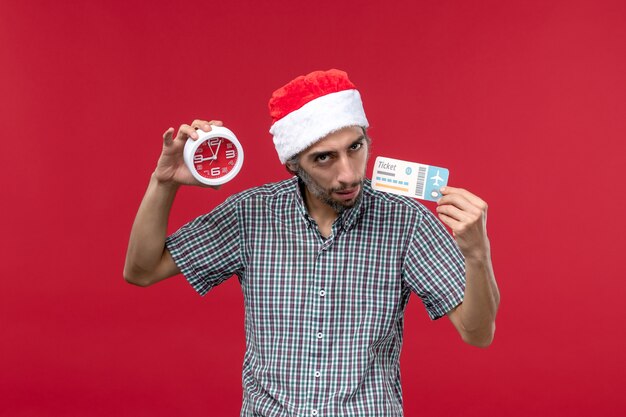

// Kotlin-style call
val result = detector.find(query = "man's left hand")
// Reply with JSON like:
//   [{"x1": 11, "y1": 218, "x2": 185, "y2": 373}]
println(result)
[{"x1": 436, "y1": 186, "x2": 490, "y2": 260}]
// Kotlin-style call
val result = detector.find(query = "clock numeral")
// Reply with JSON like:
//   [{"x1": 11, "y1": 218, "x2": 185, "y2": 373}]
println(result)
[
  {"x1": 210, "y1": 168, "x2": 220, "y2": 176},
  {"x1": 225, "y1": 150, "x2": 236, "y2": 159},
  {"x1": 209, "y1": 138, "x2": 221, "y2": 147}
]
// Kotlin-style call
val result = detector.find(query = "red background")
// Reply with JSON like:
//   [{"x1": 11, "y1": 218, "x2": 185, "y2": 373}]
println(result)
[{"x1": 1, "y1": 1, "x2": 625, "y2": 416}]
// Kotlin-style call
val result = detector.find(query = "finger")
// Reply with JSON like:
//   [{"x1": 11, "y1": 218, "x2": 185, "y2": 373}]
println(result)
[
  {"x1": 191, "y1": 119, "x2": 210, "y2": 131},
  {"x1": 191, "y1": 119, "x2": 224, "y2": 132},
  {"x1": 201, "y1": 119, "x2": 223, "y2": 132},
  {"x1": 441, "y1": 186, "x2": 487, "y2": 209},
  {"x1": 437, "y1": 212, "x2": 462, "y2": 231},
  {"x1": 176, "y1": 124, "x2": 198, "y2": 141},
  {"x1": 163, "y1": 128, "x2": 174, "y2": 145},
  {"x1": 436, "y1": 203, "x2": 471, "y2": 223},
  {"x1": 437, "y1": 193, "x2": 480, "y2": 215}
]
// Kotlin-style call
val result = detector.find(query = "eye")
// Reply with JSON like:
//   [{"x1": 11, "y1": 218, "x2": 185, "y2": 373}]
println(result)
[
  {"x1": 350, "y1": 142, "x2": 363, "y2": 151},
  {"x1": 316, "y1": 154, "x2": 330, "y2": 162}
]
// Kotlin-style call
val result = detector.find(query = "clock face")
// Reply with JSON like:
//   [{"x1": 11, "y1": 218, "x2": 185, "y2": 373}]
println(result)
[{"x1": 192, "y1": 136, "x2": 240, "y2": 180}]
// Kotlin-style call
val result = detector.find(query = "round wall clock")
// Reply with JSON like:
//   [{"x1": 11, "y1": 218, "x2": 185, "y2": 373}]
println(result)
[{"x1": 183, "y1": 126, "x2": 244, "y2": 186}]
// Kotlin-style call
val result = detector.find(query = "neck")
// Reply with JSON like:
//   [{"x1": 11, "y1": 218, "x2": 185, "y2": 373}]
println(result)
[
  {"x1": 303, "y1": 186, "x2": 338, "y2": 237},
  {"x1": 303, "y1": 185, "x2": 338, "y2": 221}
]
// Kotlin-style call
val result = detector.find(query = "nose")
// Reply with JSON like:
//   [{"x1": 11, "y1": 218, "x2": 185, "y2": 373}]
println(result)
[{"x1": 335, "y1": 154, "x2": 359, "y2": 186}]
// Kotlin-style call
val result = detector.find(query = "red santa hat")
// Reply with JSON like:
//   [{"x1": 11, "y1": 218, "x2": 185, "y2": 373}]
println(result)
[{"x1": 268, "y1": 69, "x2": 369, "y2": 164}]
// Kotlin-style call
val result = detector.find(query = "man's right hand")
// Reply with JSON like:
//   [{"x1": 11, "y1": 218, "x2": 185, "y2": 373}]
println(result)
[{"x1": 154, "y1": 119, "x2": 224, "y2": 188}]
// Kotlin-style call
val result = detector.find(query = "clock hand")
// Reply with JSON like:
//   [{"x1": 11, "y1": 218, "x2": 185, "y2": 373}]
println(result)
[
  {"x1": 214, "y1": 138, "x2": 222, "y2": 158},
  {"x1": 209, "y1": 138, "x2": 222, "y2": 165},
  {"x1": 194, "y1": 155, "x2": 217, "y2": 163}
]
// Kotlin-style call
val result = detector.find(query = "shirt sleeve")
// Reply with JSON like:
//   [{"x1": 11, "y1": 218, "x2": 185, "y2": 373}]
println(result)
[
  {"x1": 165, "y1": 196, "x2": 243, "y2": 296},
  {"x1": 403, "y1": 208, "x2": 466, "y2": 320}
]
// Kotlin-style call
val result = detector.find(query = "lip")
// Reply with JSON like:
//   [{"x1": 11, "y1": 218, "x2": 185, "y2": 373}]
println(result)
[{"x1": 334, "y1": 186, "x2": 360, "y2": 200}]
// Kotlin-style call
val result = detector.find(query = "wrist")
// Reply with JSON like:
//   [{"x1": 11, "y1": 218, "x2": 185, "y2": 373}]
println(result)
[
  {"x1": 151, "y1": 172, "x2": 181, "y2": 192},
  {"x1": 461, "y1": 239, "x2": 491, "y2": 263}
]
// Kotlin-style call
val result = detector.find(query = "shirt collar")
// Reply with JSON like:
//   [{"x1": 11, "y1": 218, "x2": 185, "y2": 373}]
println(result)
[{"x1": 292, "y1": 177, "x2": 315, "y2": 228}]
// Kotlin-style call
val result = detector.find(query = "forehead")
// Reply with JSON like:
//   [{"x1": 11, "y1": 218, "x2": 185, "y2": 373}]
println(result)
[{"x1": 301, "y1": 126, "x2": 364, "y2": 155}]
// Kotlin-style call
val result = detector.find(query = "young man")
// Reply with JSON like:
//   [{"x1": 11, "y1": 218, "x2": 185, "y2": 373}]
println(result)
[{"x1": 124, "y1": 69, "x2": 499, "y2": 416}]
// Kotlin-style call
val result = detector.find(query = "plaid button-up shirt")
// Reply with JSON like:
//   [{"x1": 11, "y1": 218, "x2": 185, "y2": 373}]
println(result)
[{"x1": 166, "y1": 177, "x2": 465, "y2": 417}]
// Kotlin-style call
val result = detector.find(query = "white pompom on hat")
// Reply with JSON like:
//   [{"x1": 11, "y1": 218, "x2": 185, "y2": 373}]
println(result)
[{"x1": 268, "y1": 69, "x2": 369, "y2": 164}]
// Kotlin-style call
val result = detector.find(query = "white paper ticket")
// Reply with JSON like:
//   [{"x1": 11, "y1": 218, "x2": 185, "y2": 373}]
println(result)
[{"x1": 372, "y1": 156, "x2": 449, "y2": 201}]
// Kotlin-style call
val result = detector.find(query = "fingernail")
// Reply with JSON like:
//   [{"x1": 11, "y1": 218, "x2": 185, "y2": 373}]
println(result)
[
  {"x1": 191, "y1": 132, "x2": 198, "y2": 139},
  {"x1": 203, "y1": 124, "x2": 211, "y2": 130}
]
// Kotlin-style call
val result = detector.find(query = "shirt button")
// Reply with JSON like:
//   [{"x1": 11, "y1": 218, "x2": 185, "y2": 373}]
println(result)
[
  {"x1": 319, "y1": 290, "x2": 326, "y2": 297},
  {"x1": 311, "y1": 410, "x2": 318, "y2": 416},
  {"x1": 316, "y1": 332, "x2": 323, "y2": 339},
  {"x1": 314, "y1": 371, "x2": 321, "y2": 378}
]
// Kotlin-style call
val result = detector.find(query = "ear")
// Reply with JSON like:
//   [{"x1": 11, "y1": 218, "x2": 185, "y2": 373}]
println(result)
[{"x1": 285, "y1": 162, "x2": 297, "y2": 174}]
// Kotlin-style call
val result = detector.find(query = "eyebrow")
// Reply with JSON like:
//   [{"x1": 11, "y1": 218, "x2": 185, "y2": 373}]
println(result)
[{"x1": 308, "y1": 135, "x2": 366, "y2": 161}]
